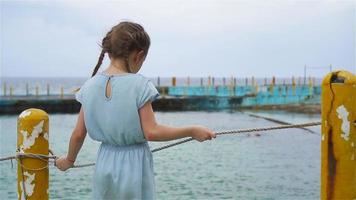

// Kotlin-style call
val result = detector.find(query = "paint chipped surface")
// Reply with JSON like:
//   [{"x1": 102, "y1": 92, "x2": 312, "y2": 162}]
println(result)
[
  {"x1": 19, "y1": 110, "x2": 31, "y2": 118},
  {"x1": 336, "y1": 105, "x2": 350, "y2": 141},
  {"x1": 20, "y1": 171, "x2": 36, "y2": 199},
  {"x1": 43, "y1": 132, "x2": 49, "y2": 141},
  {"x1": 20, "y1": 120, "x2": 44, "y2": 152}
]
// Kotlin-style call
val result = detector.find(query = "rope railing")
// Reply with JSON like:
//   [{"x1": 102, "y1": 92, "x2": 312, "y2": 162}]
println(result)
[
  {"x1": 0, "y1": 121, "x2": 321, "y2": 169},
  {"x1": 4, "y1": 71, "x2": 354, "y2": 200}
]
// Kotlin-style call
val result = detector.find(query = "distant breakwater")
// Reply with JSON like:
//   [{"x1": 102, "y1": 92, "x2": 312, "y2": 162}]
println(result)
[{"x1": 0, "y1": 85, "x2": 321, "y2": 115}]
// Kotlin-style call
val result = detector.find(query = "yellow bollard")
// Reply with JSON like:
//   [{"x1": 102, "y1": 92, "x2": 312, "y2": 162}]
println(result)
[
  {"x1": 172, "y1": 77, "x2": 176, "y2": 87},
  {"x1": 308, "y1": 76, "x2": 313, "y2": 87},
  {"x1": 308, "y1": 77, "x2": 314, "y2": 97},
  {"x1": 321, "y1": 70, "x2": 356, "y2": 200},
  {"x1": 17, "y1": 108, "x2": 49, "y2": 200},
  {"x1": 292, "y1": 76, "x2": 296, "y2": 95},
  {"x1": 271, "y1": 76, "x2": 276, "y2": 86}
]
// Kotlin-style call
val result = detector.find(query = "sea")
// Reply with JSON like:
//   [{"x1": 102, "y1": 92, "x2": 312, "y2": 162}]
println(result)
[{"x1": 0, "y1": 110, "x2": 321, "y2": 200}]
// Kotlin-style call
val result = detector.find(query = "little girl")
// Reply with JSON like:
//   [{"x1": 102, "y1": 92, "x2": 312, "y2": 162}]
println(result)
[{"x1": 55, "y1": 21, "x2": 216, "y2": 200}]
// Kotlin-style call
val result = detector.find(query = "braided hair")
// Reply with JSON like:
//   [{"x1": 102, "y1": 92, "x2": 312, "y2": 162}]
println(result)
[{"x1": 91, "y1": 21, "x2": 151, "y2": 77}]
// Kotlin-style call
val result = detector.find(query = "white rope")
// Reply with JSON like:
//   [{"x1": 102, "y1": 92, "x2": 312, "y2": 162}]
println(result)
[{"x1": 0, "y1": 121, "x2": 321, "y2": 168}]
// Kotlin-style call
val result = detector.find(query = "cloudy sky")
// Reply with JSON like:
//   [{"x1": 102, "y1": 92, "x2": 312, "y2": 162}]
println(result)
[{"x1": 1, "y1": 0, "x2": 355, "y2": 78}]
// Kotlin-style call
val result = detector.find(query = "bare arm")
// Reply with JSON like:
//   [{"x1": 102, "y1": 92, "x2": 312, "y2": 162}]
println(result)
[
  {"x1": 56, "y1": 106, "x2": 87, "y2": 171},
  {"x1": 66, "y1": 106, "x2": 87, "y2": 161},
  {"x1": 138, "y1": 101, "x2": 216, "y2": 142}
]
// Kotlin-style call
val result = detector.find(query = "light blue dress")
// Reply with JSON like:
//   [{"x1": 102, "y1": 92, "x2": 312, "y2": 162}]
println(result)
[{"x1": 75, "y1": 71, "x2": 160, "y2": 200}]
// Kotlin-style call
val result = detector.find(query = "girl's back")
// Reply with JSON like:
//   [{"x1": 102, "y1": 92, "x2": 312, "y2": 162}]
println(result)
[{"x1": 76, "y1": 71, "x2": 159, "y2": 145}]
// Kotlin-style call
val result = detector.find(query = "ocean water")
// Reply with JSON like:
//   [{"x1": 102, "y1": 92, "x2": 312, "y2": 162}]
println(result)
[{"x1": 0, "y1": 111, "x2": 321, "y2": 200}]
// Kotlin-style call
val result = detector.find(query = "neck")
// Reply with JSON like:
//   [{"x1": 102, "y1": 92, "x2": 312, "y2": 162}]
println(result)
[{"x1": 105, "y1": 59, "x2": 130, "y2": 74}]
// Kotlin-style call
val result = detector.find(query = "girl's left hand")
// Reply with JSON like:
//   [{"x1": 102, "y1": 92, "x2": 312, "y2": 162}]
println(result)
[{"x1": 55, "y1": 156, "x2": 74, "y2": 171}]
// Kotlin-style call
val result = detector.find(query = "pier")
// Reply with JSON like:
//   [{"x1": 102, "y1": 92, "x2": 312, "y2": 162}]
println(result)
[{"x1": 0, "y1": 84, "x2": 321, "y2": 114}]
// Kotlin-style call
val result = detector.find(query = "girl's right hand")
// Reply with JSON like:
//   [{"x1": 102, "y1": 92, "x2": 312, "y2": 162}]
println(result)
[
  {"x1": 190, "y1": 125, "x2": 216, "y2": 142},
  {"x1": 55, "y1": 156, "x2": 74, "y2": 171}
]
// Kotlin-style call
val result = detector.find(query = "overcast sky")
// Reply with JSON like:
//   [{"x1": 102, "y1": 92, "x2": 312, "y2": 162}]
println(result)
[{"x1": 1, "y1": 0, "x2": 355, "y2": 78}]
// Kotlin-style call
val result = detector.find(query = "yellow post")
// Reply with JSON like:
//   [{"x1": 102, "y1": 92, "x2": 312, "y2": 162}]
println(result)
[
  {"x1": 271, "y1": 76, "x2": 276, "y2": 86},
  {"x1": 292, "y1": 76, "x2": 296, "y2": 95},
  {"x1": 269, "y1": 76, "x2": 275, "y2": 95},
  {"x1": 17, "y1": 108, "x2": 49, "y2": 200},
  {"x1": 308, "y1": 76, "x2": 313, "y2": 87},
  {"x1": 321, "y1": 70, "x2": 356, "y2": 200},
  {"x1": 172, "y1": 77, "x2": 176, "y2": 87},
  {"x1": 308, "y1": 76, "x2": 313, "y2": 97},
  {"x1": 292, "y1": 76, "x2": 295, "y2": 86}
]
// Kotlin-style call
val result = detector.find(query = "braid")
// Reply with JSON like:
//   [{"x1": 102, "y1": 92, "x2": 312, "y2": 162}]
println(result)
[
  {"x1": 91, "y1": 49, "x2": 105, "y2": 77},
  {"x1": 89, "y1": 21, "x2": 150, "y2": 76},
  {"x1": 124, "y1": 57, "x2": 131, "y2": 73}
]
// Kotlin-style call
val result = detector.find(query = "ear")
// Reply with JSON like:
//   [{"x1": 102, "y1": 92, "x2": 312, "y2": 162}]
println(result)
[{"x1": 135, "y1": 50, "x2": 146, "y2": 62}]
